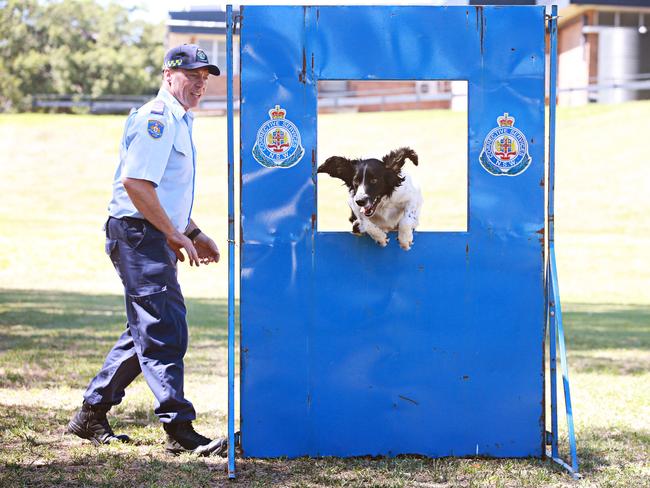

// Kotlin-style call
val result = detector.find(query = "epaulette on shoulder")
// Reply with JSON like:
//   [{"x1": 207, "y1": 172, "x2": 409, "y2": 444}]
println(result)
[{"x1": 150, "y1": 100, "x2": 166, "y2": 116}]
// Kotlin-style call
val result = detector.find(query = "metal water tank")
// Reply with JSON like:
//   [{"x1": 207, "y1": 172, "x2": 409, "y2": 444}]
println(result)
[{"x1": 598, "y1": 27, "x2": 641, "y2": 103}]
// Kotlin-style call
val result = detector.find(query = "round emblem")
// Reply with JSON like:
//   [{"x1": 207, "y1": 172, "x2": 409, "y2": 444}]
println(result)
[
  {"x1": 479, "y1": 113, "x2": 532, "y2": 176},
  {"x1": 252, "y1": 105, "x2": 305, "y2": 169},
  {"x1": 147, "y1": 119, "x2": 164, "y2": 139},
  {"x1": 196, "y1": 49, "x2": 208, "y2": 62}
]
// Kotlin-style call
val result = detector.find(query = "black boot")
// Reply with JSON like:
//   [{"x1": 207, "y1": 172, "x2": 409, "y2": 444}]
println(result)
[
  {"x1": 67, "y1": 401, "x2": 130, "y2": 445},
  {"x1": 164, "y1": 421, "x2": 227, "y2": 457}
]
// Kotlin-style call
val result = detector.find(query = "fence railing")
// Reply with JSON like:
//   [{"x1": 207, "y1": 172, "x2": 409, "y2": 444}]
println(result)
[
  {"x1": 32, "y1": 74, "x2": 650, "y2": 114},
  {"x1": 558, "y1": 79, "x2": 650, "y2": 95},
  {"x1": 32, "y1": 95, "x2": 152, "y2": 114}
]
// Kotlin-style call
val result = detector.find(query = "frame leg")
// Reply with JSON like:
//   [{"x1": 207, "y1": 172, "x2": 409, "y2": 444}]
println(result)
[
  {"x1": 547, "y1": 246, "x2": 580, "y2": 479},
  {"x1": 226, "y1": 3, "x2": 237, "y2": 480}
]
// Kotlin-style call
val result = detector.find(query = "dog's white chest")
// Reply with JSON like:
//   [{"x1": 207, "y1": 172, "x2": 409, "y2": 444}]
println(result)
[
  {"x1": 370, "y1": 174, "x2": 421, "y2": 232},
  {"x1": 371, "y1": 202, "x2": 407, "y2": 231}
]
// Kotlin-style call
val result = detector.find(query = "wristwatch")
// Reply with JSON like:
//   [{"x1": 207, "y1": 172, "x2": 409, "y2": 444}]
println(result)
[{"x1": 186, "y1": 228, "x2": 202, "y2": 242}]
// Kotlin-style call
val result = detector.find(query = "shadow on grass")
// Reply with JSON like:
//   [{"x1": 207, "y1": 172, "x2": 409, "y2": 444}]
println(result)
[
  {"x1": 0, "y1": 288, "x2": 227, "y2": 336},
  {"x1": 563, "y1": 303, "x2": 650, "y2": 351},
  {"x1": 562, "y1": 303, "x2": 650, "y2": 375},
  {"x1": 3, "y1": 290, "x2": 647, "y2": 349},
  {"x1": 0, "y1": 289, "x2": 228, "y2": 388},
  {"x1": 2, "y1": 290, "x2": 649, "y2": 388}
]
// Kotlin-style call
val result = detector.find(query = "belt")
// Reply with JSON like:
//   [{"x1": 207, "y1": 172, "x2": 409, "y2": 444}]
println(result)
[
  {"x1": 106, "y1": 215, "x2": 151, "y2": 237},
  {"x1": 109, "y1": 215, "x2": 147, "y2": 224}
]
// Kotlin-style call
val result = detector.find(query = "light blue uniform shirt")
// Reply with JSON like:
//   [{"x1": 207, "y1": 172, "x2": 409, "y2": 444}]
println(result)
[{"x1": 108, "y1": 88, "x2": 196, "y2": 232}]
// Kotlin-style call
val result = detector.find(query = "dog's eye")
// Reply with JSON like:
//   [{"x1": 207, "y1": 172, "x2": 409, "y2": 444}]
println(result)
[{"x1": 370, "y1": 178, "x2": 378, "y2": 184}]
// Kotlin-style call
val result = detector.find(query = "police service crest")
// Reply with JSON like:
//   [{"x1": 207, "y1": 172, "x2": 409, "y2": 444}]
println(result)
[
  {"x1": 196, "y1": 49, "x2": 208, "y2": 62},
  {"x1": 479, "y1": 113, "x2": 531, "y2": 176},
  {"x1": 252, "y1": 105, "x2": 305, "y2": 168},
  {"x1": 147, "y1": 120, "x2": 164, "y2": 139}
]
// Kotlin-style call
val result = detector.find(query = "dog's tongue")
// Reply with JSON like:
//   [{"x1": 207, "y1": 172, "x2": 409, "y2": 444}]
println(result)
[{"x1": 360, "y1": 207, "x2": 367, "y2": 215}]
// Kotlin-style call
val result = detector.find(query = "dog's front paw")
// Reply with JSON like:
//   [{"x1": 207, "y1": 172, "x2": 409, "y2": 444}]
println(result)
[
  {"x1": 372, "y1": 233, "x2": 389, "y2": 247},
  {"x1": 398, "y1": 230, "x2": 414, "y2": 251},
  {"x1": 351, "y1": 221, "x2": 363, "y2": 236},
  {"x1": 399, "y1": 239, "x2": 413, "y2": 251}
]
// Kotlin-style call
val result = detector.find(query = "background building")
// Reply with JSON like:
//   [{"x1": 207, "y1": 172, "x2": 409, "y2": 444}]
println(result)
[
  {"x1": 552, "y1": 0, "x2": 650, "y2": 105},
  {"x1": 167, "y1": 7, "x2": 239, "y2": 112},
  {"x1": 167, "y1": 2, "x2": 650, "y2": 111}
]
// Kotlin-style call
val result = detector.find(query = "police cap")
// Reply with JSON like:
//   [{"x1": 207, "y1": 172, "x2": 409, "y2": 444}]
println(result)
[{"x1": 163, "y1": 44, "x2": 220, "y2": 76}]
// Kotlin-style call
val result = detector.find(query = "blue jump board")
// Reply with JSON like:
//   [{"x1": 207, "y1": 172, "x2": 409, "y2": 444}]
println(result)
[{"x1": 240, "y1": 5, "x2": 546, "y2": 458}]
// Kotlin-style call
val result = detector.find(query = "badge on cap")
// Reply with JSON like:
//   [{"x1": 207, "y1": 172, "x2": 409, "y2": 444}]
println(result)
[
  {"x1": 147, "y1": 120, "x2": 164, "y2": 139},
  {"x1": 196, "y1": 49, "x2": 208, "y2": 62}
]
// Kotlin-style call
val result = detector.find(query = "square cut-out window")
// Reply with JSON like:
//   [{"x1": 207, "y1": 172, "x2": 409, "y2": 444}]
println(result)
[{"x1": 317, "y1": 80, "x2": 468, "y2": 233}]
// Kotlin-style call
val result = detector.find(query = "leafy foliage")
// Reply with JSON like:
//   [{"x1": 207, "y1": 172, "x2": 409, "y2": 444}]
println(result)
[{"x1": 0, "y1": 0, "x2": 165, "y2": 111}]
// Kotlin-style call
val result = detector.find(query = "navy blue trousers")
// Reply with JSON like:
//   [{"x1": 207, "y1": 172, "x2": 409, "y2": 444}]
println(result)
[{"x1": 84, "y1": 217, "x2": 195, "y2": 423}]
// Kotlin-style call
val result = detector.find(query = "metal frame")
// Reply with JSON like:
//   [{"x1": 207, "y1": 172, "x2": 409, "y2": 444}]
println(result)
[
  {"x1": 546, "y1": 5, "x2": 580, "y2": 480},
  {"x1": 226, "y1": 3, "x2": 236, "y2": 479}
]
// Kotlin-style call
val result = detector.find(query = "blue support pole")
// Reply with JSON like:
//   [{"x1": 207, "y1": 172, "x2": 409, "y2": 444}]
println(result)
[
  {"x1": 549, "y1": 264, "x2": 559, "y2": 458},
  {"x1": 547, "y1": 7, "x2": 559, "y2": 451},
  {"x1": 550, "y1": 247, "x2": 579, "y2": 474},
  {"x1": 548, "y1": 4, "x2": 557, "y2": 248},
  {"x1": 226, "y1": 3, "x2": 236, "y2": 479},
  {"x1": 547, "y1": 5, "x2": 580, "y2": 479}
]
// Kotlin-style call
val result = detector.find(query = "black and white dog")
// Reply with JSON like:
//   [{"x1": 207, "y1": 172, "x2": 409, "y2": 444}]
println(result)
[{"x1": 317, "y1": 147, "x2": 421, "y2": 250}]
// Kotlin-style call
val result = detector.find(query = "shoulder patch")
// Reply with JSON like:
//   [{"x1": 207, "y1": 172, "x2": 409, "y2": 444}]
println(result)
[
  {"x1": 150, "y1": 100, "x2": 165, "y2": 116},
  {"x1": 147, "y1": 120, "x2": 164, "y2": 139}
]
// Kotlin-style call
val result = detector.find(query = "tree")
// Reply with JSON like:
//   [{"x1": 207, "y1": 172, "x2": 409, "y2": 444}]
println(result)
[{"x1": 0, "y1": 0, "x2": 165, "y2": 111}]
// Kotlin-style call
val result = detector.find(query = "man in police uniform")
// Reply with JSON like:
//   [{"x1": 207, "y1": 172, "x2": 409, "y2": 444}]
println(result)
[{"x1": 68, "y1": 45, "x2": 226, "y2": 456}]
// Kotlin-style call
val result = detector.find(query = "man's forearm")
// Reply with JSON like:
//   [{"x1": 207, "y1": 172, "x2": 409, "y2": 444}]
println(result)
[{"x1": 122, "y1": 177, "x2": 178, "y2": 237}]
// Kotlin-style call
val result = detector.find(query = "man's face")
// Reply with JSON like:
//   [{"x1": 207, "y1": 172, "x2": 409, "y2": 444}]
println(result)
[{"x1": 164, "y1": 67, "x2": 210, "y2": 110}]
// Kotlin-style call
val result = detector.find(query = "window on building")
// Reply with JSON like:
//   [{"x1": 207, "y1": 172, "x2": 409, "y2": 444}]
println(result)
[
  {"x1": 620, "y1": 13, "x2": 639, "y2": 28},
  {"x1": 598, "y1": 12, "x2": 615, "y2": 26}
]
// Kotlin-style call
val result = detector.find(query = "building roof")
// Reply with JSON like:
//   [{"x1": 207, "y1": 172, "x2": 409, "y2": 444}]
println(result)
[
  {"x1": 468, "y1": 0, "x2": 650, "y2": 6},
  {"x1": 570, "y1": 0, "x2": 650, "y2": 6},
  {"x1": 168, "y1": 8, "x2": 229, "y2": 35},
  {"x1": 468, "y1": 1, "x2": 536, "y2": 5}
]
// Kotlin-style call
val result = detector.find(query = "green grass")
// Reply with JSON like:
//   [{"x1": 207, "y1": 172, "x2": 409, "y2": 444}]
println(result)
[
  {"x1": 1, "y1": 102, "x2": 649, "y2": 486},
  {"x1": 0, "y1": 291, "x2": 648, "y2": 487}
]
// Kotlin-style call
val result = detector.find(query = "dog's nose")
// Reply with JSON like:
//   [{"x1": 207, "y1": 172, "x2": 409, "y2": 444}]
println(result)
[{"x1": 355, "y1": 197, "x2": 369, "y2": 207}]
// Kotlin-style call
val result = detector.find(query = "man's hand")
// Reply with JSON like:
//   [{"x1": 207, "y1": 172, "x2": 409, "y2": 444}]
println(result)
[
  {"x1": 166, "y1": 230, "x2": 200, "y2": 266},
  {"x1": 193, "y1": 233, "x2": 220, "y2": 265}
]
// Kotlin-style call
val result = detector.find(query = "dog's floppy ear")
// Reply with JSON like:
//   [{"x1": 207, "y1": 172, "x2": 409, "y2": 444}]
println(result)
[
  {"x1": 317, "y1": 156, "x2": 355, "y2": 187},
  {"x1": 382, "y1": 147, "x2": 418, "y2": 171}
]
